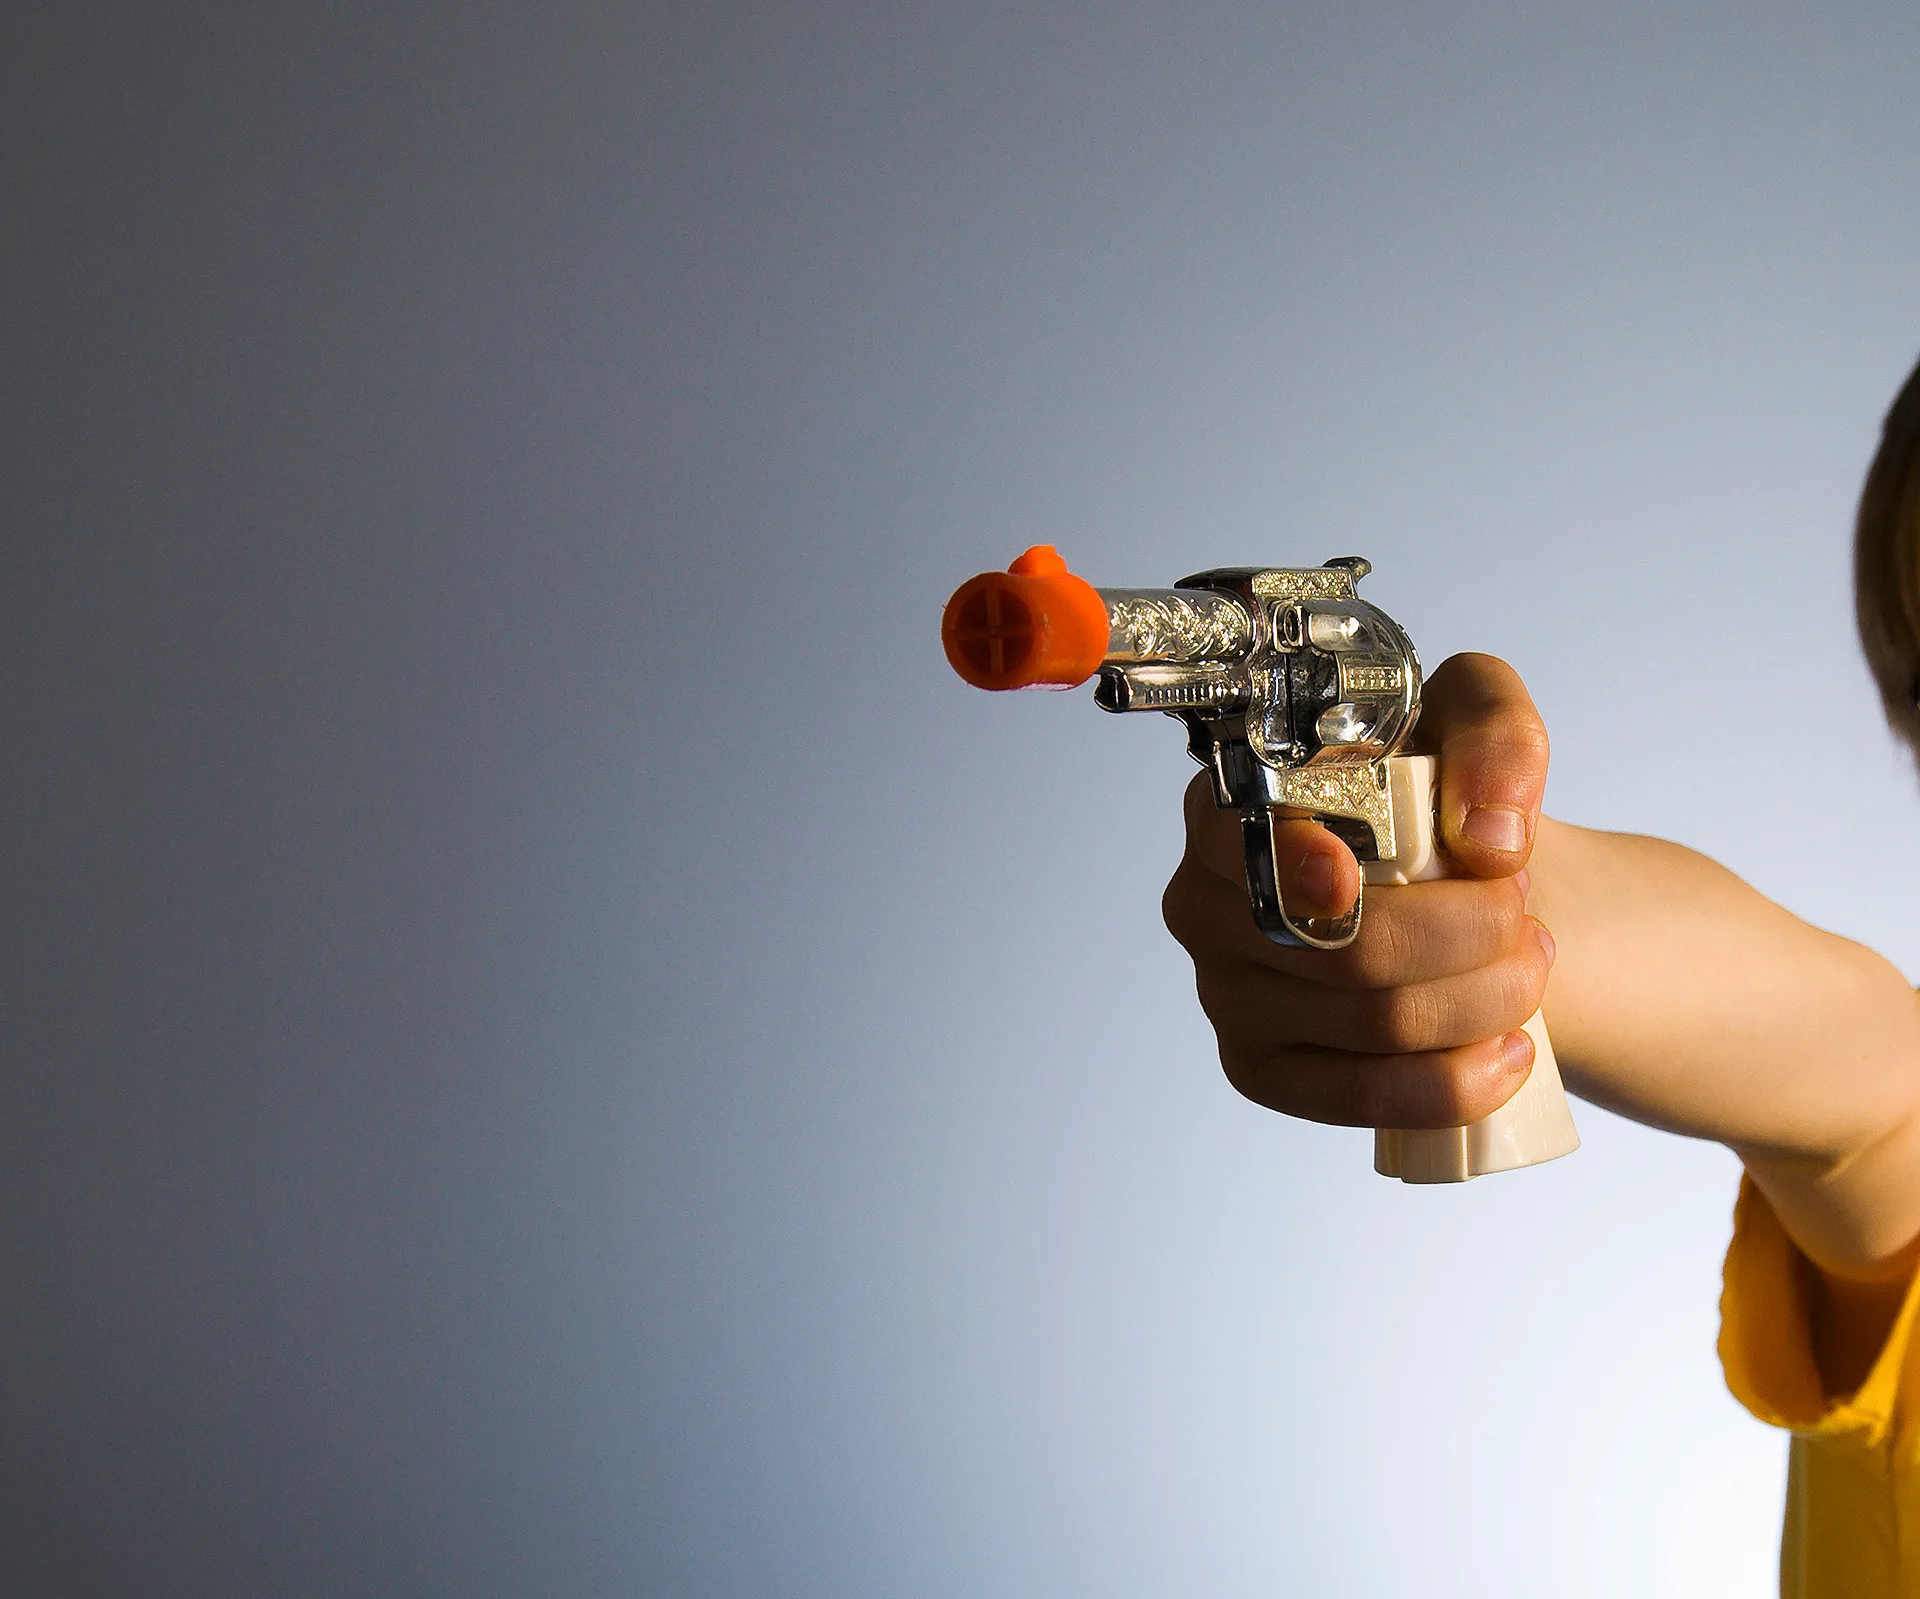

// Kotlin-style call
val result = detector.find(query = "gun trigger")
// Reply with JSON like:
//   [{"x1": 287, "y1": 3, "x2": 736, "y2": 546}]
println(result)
[
  {"x1": 1208, "y1": 746, "x2": 1234, "y2": 809},
  {"x1": 1239, "y1": 807, "x2": 1363, "y2": 952}
]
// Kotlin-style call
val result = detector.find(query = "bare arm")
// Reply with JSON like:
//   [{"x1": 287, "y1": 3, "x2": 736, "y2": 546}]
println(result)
[
  {"x1": 1526, "y1": 820, "x2": 1920, "y2": 1388},
  {"x1": 1164, "y1": 655, "x2": 1920, "y2": 1393}
]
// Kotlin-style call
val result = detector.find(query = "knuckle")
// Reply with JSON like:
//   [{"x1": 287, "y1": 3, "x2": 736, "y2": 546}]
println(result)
[
  {"x1": 1456, "y1": 1048, "x2": 1528, "y2": 1123},
  {"x1": 1485, "y1": 706, "x2": 1551, "y2": 758},
  {"x1": 1402, "y1": 1047, "x2": 1511, "y2": 1128},
  {"x1": 1339, "y1": 1062, "x2": 1421, "y2": 1128},
  {"x1": 1341, "y1": 906, "x2": 1417, "y2": 988},
  {"x1": 1332, "y1": 1068, "x2": 1394, "y2": 1129},
  {"x1": 1366, "y1": 983, "x2": 1441, "y2": 1053},
  {"x1": 1160, "y1": 872, "x2": 1189, "y2": 941},
  {"x1": 1481, "y1": 882, "x2": 1526, "y2": 949},
  {"x1": 1218, "y1": 1042, "x2": 1282, "y2": 1112},
  {"x1": 1422, "y1": 1057, "x2": 1489, "y2": 1126},
  {"x1": 1500, "y1": 945, "x2": 1550, "y2": 1023},
  {"x1": 1160, "y1": 867, "x2": 1206, "y2": 948},
  {"x1": 1191, "y1": 963, "x2": 1237, "y2": 1025},
  {"x1": 1460, "y1": 713, "x2": 1550, "y2": 787}
]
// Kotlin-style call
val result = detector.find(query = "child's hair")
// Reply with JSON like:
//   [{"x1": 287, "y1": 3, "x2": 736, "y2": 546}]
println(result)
[{"x1": 1855, "y1": 353, "x2": 1920, "y2": 756}]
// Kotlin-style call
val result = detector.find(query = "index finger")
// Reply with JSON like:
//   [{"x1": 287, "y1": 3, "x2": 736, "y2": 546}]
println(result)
[
  {"x1": 1180, "y1": 771, "x2": 1361, "y2": 920},
  {"x1": 1163, "y1": 842, "x2": 1534, "y2": 988}
]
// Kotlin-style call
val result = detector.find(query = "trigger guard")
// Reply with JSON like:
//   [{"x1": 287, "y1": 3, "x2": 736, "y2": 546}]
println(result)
[{"x1": 1239, "y1": 808, "x2": 1363, "y2": 951}]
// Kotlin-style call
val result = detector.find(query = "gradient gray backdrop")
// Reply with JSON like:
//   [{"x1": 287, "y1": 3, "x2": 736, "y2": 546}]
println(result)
[{"x1": 6, "y1": 3, "x2": 1920, "y2": 1594}]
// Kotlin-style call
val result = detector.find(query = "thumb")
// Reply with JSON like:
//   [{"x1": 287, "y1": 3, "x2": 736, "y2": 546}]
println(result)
[{"x1": 1414, "y1": 653, "x2": 1550, "y2": 879}]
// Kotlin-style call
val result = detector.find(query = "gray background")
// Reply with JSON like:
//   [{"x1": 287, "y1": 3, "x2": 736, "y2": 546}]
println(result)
[{"x1": 6, "y1": 3, "x2": 1920, "y2": 1594}]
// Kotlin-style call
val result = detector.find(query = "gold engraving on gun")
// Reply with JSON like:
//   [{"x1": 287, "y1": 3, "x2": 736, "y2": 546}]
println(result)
[{"x1": 1266, "y1": 764, "x2": 1399, "y2": 865}]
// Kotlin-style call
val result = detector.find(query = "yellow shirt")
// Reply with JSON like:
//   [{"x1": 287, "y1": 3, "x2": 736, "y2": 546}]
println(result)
[{"x1": 1721, "y1": 1176, "x2": 1920, "y2": 1595}]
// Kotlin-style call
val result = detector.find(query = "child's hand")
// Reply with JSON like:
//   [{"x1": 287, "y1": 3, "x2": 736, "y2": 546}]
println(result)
[{"x1": 1160, "y1": 654, "x2": 1555, "y2": 1129}]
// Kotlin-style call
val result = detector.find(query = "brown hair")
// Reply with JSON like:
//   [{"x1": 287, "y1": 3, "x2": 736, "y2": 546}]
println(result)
[{"x1": 1855, "y1": 354, "x2": 1920, "y2": 757}]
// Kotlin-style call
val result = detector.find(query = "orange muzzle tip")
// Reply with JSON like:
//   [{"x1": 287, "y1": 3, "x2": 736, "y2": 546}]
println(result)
[{"x1": 942, "y1": 545, "x2": 1111, "y2": 691}]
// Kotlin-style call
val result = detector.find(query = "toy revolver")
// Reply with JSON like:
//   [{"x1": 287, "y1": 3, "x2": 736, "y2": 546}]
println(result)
[{"x1": 942, "y1": 545, "x2": 1578, "y2": 1183}]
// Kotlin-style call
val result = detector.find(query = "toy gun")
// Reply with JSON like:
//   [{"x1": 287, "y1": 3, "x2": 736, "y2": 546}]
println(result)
[{"x1": 942, "y1": 545, "x2": 1579, "y2": 1183}]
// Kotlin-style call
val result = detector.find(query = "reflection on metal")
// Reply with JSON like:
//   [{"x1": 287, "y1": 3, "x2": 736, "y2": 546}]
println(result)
[
  {"x1": 1097, "y1": 589, "x2": 1254, "y2": 663},
  {"x1": 1090, "y1": 558, "x2": 1421, "y2": 949}
]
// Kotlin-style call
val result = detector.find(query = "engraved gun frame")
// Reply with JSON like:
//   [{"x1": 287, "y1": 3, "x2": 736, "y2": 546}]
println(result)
[{"x1": 1092, "y1": 558, "x2": 1421, "y2": 951}]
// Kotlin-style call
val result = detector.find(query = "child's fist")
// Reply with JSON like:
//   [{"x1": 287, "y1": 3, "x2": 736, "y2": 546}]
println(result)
[{"x1": 1160, "y1": 654, "x2": 1555, "y2": 1129}]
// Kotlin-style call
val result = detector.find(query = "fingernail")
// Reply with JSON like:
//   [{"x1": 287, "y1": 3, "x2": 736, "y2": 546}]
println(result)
[
  {"x1": 1500, "y1": 1031, "x2": 1536, "y2": 1074},
  {"x1": 1514, "y1": 868, "x2": 1532, "y2": 903},
  {"x1": 1296, "y1": 852, "x2": 1335, "y2": 911},
  {"x1": 1533, "y1": 919, "x2": 1556, "y2": 967},
  {"x1": 1463, "y1": 805, "x2": 1527, "y2": 853}
]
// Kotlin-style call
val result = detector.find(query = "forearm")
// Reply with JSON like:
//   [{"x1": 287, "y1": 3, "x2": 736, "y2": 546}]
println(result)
[{"x1": 1527, "y1": 817, "x2": 1920, "y2": 1277}]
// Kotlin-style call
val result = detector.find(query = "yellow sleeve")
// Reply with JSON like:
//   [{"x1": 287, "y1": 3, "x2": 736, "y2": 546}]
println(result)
[
  {"x1": 1719, "y1": 1173, "x2": 1920, "y2": 1448},
  {"x1": 1721, "y1": 1176, "x2": 1920, "y2": 1596}
]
